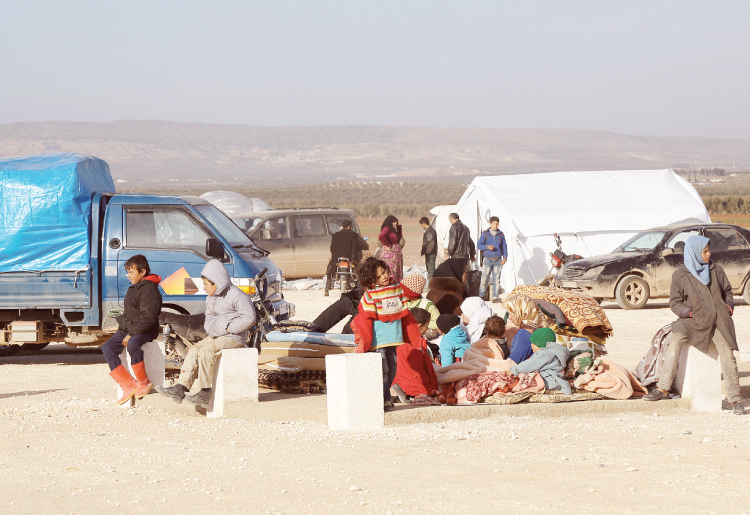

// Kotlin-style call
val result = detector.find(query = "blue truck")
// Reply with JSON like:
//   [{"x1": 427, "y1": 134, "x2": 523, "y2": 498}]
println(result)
[{"x1": 0, "y1": 153, "x2": 294, "y2": 356}]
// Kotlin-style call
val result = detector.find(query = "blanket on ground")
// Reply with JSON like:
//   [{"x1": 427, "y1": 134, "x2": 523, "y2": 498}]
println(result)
[
  {"x1": 511, "y1": 285, "x2": 613, "y2": 339},
  {"x1": 573, "y1": 357, "x2": 647, "y2": 399},
  {"x1": 633, "y1": 324, "x2": 673, "y2": 388},
  {"x1": 435, "y1": 354, "x2": 515, "y2": 384},
  {"x1": 455, "y1": 371, "x2": 545, "y2": 404},
  {"x1": 265, "y1": 331, "x2": 356, "y2": 346}
]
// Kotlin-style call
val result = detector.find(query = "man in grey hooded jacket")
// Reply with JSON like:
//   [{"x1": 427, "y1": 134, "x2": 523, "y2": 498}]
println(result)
[{"x1": 156, "y1": 260, "x2": 257, "y2": 407}]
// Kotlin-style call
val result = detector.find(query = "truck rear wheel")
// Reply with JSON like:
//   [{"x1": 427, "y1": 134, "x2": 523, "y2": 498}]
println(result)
[
  {"x1": 0, "y1": 344, "x2": 21, "y2": 357},
  {"x1": 615, "y1": 275, "x2": 650, "y2": 310},
  {"x1": 21, "y1": 343, "x2": 50, "y2": 351}
]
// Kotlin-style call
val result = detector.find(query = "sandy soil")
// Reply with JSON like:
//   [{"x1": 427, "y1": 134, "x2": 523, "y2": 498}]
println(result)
[{"x1": 1, "y1": 291, "x2": 749, "y2": 514}]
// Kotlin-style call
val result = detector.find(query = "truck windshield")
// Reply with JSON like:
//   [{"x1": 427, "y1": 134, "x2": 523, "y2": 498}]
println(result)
[
  {"x1": 615, "y1": 231, "x2": 667, "y2": 252},
  {"x1": 195, "y1": 205, "x2": 255, "y2": 246}
]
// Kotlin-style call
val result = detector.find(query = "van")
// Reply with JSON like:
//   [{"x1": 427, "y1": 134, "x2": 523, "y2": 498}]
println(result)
[{"x1": 232, "y1": 208, "x2": 363, "y2": 278}]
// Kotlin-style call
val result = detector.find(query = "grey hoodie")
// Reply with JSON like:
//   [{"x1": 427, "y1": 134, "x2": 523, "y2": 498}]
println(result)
[
  {"x1": 510, "y1": 341, "x2": 571, "y2": 394},
  {"x1": 201, "y1": 260, "x2": 257, "y2": 345}
]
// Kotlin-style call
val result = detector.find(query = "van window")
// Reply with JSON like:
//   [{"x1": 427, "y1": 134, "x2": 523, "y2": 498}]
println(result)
[
  {"x1": 294, "y1": 216, "x2": 326, "y2": 238},
  {"x1": 326, "y1": 215, "x2": 354, "y2": 234},
  {"x1": 126, "y1": 209, "x2": 210, "y2": 255},
  {"x1": 258, "y1": 217, "x2": 289, "y2": 241}
]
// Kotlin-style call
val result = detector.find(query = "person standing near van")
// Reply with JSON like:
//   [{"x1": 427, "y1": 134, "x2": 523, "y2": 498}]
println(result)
[
  {"x1": 324, "y1": 219, "x2": 367, "y2": 296},
  {"x1": 419, "y1": 217, "x2": 437, "y2": 279},
  {"x1": 446, "y1": 213, "x2": 475, "y2": 262},
  {"x1": 477, "y1": 216, "x2": 507, "y2": 302}
]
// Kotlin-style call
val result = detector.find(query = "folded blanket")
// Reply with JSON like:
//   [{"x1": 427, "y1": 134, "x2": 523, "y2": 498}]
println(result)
[
  {"x1": 511, "y1": 285, "x2": 613, "y2": 339},
  {"x1": 573, "y1": 357, "x2": 647, "y2": 399},
  {"x1": 260, "y1": 341, "x2": 353, "y2": 357},
  {"x1": 265, "y1": 331, "x2": 356, "y2": 347}
]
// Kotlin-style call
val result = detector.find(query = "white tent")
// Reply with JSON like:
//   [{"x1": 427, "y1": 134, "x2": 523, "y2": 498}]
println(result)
[
  {"x1": 451, "y1": 170, "x2": 710, "y2": 294},
  {"x1": 200, "y1": 191, "x2": 272, "y2": 217}
]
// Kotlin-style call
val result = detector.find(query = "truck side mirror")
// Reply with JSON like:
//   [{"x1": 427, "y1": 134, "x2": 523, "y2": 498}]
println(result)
[{"x1": 206, "y1": 238, "x2": 225, "y2": 259}]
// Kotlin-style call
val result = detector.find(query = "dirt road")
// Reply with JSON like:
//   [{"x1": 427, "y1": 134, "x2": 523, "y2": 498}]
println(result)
[{"x1": 1, "y1": 292, "x2": 749, "y2": 514}]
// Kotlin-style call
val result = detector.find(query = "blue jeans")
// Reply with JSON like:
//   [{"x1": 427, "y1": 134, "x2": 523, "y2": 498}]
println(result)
[
  {"x1": 376, "y1": 347, "x2": 398, "y2": 404},
  {"x1": 101, "y1": 330, "x2": 154, "y2": 371},
  {"x1": 479, "y1": 259, "x2": 503, "y2": 299}
]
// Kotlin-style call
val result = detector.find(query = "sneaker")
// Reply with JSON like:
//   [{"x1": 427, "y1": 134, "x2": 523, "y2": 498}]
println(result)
[
  {"x1": 323, "y1": 291, "x2": 329, "y2": 297},
  {"x1": 154, "y1": 384, "x2": 187, "y2": 404},
  {"x1": 643, "y1": 388, "x2": 669, "y2": 401},
  {"x1": 184, "y1": 388, "x2": 212, "y2": 408},
  {"x1": 492, "y1": 298, "x2": 501, "y2": 303},
  {"x1": 733, "y1": 401, "x2": 746, "y2": 416},
  {"x1": 392, "y1": 383, "x2": 410, "y2": 404}
]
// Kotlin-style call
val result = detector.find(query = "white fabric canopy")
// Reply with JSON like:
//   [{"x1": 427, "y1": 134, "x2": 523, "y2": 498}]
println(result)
[
  {"x1": 200, "y1": 191, "x2": 271, "y2": 217},
  {"x1": 446, "y1": 170, "x2": 710, "y2": 293}
]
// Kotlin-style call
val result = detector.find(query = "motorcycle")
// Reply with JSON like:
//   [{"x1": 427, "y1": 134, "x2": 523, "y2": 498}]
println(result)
[
  {"x1": 331, "y1": 257, "x2": 358, "y2": 293},
  {"x1": 537, "y1": 233, "x2": 584, "y2": 287},
  {"x1": 158, "y1": 267, "x2": 278, "y2": 371}
]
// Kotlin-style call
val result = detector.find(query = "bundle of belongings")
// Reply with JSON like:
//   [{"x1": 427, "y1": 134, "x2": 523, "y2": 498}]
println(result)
[
  {"x1": 435, "y1": 287, "x2": 646, "y2": 405},
  {"x1": 258, "y1": 331, "x2": 355, "y2": 393}
]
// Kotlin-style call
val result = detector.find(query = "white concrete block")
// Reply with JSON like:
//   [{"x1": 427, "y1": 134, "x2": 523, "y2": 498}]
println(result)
[
  {"x1": 325, "y1": 353, "x2": 383, "y2": 431},
  {"x1": 674, "y1": 341, "x2": 721, "y2": 412},
  {"x1": 117, "y1": 340, "x2": 166, "y2": 408},
  {"x1": 207, "y1": 348, "x2": 258, "y2": 419}
]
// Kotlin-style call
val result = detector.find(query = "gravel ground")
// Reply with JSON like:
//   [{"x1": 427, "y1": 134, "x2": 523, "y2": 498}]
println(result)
[{"x1": 1, "y1": 290, "x2": 749, "y2": 514}]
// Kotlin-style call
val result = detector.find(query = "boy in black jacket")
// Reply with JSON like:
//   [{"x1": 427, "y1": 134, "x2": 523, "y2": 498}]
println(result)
[{"x1": 101, "y1": 254, "x2": 162, "y2": 404}]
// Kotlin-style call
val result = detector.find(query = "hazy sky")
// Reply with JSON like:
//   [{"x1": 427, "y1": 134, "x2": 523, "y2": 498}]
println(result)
[{"x1": 2, "y1": 1, "x2": 749, "y2": 139}]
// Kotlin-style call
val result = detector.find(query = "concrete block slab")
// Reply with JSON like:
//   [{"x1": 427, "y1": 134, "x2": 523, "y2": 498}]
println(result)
[
  {"x1": 208, "y1": 348, "x2": 258, "y2": 419},
  {"x1": 117, "y1": 339, "x2": 166, "y2": 409},
  {"x1": 674, "y1": 341, "x2": 721, "y2": 412},
  {"x1": 325, "y1": 353, "x2": 383, "y2": 430}
]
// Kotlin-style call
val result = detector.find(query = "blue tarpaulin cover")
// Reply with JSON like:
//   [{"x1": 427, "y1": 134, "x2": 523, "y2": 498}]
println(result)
[{"x1": 0, "y1": 153, "x2": 116, "y2": 272}]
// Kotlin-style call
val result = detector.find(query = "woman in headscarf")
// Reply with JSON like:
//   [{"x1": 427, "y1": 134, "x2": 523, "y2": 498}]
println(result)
[
  {"x1": 459, "y1": 297, "x2": 495, "y2": 344},
  {"x1": 644, "y1": 235, "x2": 745, "y2": 415},
  {"x1": 503, "y1": 293, "x2": 550, "y2": 364},
  {"x1": 425, "y1": 257, "x2": 469, "y2": 316},
  {"x1": 378, "y1": 215, "x2": 404, "y2": 283}
]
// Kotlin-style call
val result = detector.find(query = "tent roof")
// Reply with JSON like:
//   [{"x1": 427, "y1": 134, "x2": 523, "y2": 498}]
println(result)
[{"x1": 457, "y1": 170, "x2": 709, "y2": 237}]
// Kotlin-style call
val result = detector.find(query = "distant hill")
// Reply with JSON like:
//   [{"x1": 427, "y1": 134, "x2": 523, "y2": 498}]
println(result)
[{"x1": 1, "y1": 121, "x2": 749, "y2": 188}]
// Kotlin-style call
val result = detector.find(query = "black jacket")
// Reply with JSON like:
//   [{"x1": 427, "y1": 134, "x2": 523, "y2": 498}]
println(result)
[
  {"x1": 670, "y1": 263, "x2": 737, "y2": 352},
  {"x1": 421, "y1": 226, "x2": 437, "y2": 256},
  {"x1": 330, "y1": 228, "x2": 368, "y2": 262},
  {"x1": 116, "y1": 275, "x2": 163, "y2": 338},
  {"x1": 447, "y1": 220, "x2": 475, "y2": 260}
]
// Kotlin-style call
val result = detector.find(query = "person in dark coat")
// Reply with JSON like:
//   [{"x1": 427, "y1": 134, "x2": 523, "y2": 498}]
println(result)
[
  {"x1": 419, "y1": 216, "x2": 438, "y2": 279},
  {"x1": 446, "y1": 213, "x2": 475, "y2": 261},
  {"x1": 324, "y1": 220, "x2": 368, "y2": 295},
  {"x1": 101, "y1": 254, "x2": 162, "y2": 405},
  {"x1": 644, "y1": 235, "x2": 745, "y2": 415}
]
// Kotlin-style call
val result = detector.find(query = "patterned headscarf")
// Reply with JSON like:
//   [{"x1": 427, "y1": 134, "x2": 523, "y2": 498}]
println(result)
[
  {"x1": 684, "y1": 235, "x2": 711, "y2": 285},
  {"x1": 401, "y1": 273, "x2": 426, "y2": 299}
]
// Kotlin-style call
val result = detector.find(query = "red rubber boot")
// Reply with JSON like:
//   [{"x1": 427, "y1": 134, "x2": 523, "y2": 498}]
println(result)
[{"x1": 110, "y1": 365, "x2": 137, "y2": 405}]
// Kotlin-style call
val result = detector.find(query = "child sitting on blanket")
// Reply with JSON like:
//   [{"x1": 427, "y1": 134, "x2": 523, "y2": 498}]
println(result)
[
  {"x1": 437, "y1": 314, "x2": 471, "y2": 366},
  {"x1": 510, "y1": 327, "x2": 571, "y2": 394},
  {"x1": 391, "y1": 307, "x2": 439, "y2": 404},
  {"x1": 351, "y1": 257, "x2": 422, "y2": 412}
]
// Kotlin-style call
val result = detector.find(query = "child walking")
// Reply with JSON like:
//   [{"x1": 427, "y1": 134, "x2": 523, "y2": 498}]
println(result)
[
  {"x1": 101, "y1": 254, "x2": 162, "y2": 404},
  {"x1": 351, "y1": 257, "x2": 422, "y2": 412}
]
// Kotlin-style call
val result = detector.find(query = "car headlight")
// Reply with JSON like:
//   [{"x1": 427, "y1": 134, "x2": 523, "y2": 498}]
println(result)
[
  {"x1": 232, "y1": 277, "x2": 257, "y2": 295},
  {"x1": 581, "y1": 265, "x2": 605, "y2": 278}
]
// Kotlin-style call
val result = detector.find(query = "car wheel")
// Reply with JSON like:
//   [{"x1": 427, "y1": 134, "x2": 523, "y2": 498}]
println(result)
[
  {"x1": 615, "y1": 275, "x2": 650, "y2": 310},
  {"x1": 743, "y1": 279, "x2": 750, "y2": 305}
]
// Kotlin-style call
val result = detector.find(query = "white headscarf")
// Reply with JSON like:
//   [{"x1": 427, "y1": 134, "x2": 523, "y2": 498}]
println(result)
[{"x1": 460, "y1": 297, "x2": 494, "y2": 344}]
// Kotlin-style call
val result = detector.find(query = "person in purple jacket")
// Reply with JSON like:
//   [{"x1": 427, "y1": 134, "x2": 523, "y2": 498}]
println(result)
[{"x1": 477, "y1": 216, "x2": 507, "y2": 303}]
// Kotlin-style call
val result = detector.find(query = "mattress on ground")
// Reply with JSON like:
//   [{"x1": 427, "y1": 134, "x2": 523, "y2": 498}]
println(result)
[
  {"x1": 265, "y1": 331, "x2": 355, "y2": 347},
  {"x1": 258, "y1": 356, "x2": 328, "y2": 372},
  {"x1": 261, "y1": 341, "x2": 353, "y2": 357}
]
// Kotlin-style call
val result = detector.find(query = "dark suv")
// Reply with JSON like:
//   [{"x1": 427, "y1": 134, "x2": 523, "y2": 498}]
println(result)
[{"x1": 554, "y1": 223, "x2": 750, "y2": 309}]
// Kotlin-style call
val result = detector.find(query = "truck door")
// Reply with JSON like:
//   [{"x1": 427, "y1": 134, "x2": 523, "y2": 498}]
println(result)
[{"x1": 119, "y1": 206, "x2": 233, "y2": 314}]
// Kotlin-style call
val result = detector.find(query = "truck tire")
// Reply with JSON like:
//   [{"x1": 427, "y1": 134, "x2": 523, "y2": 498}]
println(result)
[
  {"x1": 21, "y1": 343, "x2": 50, "y2": 351},
  {"x1": 743, "y1": 279, "x2": 750, "y2": 305},
  {"x1": 0, "y1": 344, "x2": 20, "y2": 357},
  {"x1": 615, "y1": 275, "x2": 650, "y2": 310}
]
